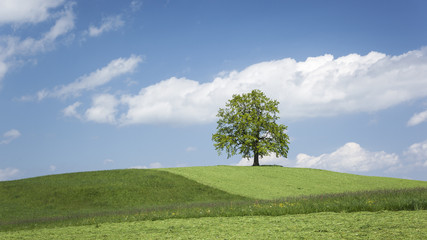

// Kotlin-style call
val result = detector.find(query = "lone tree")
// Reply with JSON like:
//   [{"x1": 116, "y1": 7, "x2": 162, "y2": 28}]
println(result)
[{"x1": 212, "y1": 89, "x2": 290, "y2": 166}]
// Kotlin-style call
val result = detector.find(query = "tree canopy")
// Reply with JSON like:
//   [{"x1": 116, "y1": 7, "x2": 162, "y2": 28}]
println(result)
[{"x1": 212, "y1": 89, "x2": 290, "y2": 166}]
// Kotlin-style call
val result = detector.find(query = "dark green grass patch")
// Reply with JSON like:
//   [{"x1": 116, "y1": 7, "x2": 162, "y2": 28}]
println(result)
[{"x1": 0, "y1": 169, "x2": 249, "y2": 229}]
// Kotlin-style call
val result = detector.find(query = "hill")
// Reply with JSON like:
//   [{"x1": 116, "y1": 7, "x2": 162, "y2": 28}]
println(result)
[
  {"x1": 1, "y1": 166, "x2": 426, "y2": 231},
  {"x1": 161, "y1": 166, "x2": 427, "y2": 199},
  {"x1": 0, "y1": 169, "x2": 248, "y2": 225}
]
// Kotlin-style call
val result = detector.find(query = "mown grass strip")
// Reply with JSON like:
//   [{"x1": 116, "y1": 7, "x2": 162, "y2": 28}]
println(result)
[
  {"x1": 2, "y1": 211, "x2": 427, "y2": 239},
  {"x1": 2, "y1": 187, "x2": 426, "y2": 231}
]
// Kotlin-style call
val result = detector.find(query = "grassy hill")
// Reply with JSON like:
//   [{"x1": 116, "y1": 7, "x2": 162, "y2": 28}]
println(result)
[
  {"x1": 0, "y1": 169, "x2": 249, "y2": 225},
  {"x1": 1, "y1": 166, "x2": 426, "y2": 231},
  {"x1": 162, "y1": 166, "x2": 427, "y2": 199}
]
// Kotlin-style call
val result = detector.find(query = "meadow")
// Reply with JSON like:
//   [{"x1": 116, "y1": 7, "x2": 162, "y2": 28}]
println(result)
[
  {"x1": 2, "y1": 211, "x2": 426, "y2": 239},
  {"x1": 1, "y1": 166, "x2": 426, "y2": 238},
  {"x1": 162, "y1": 166, "x2": 427, "y2": 199}
]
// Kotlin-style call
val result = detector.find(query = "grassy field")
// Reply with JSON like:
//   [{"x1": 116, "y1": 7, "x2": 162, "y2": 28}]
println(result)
[
  {"x1": 0, "y1": 169, "x2": 248, "y2": 227},
  {"x1": 162, "y1": 166, "x2": 427, "y2": 199},
  {"x1": 2, "y1": 211, "x2": 426, "y2": 239},
  {"x1": 1, "y1": 166, "x2": 426, "y2": 236}
]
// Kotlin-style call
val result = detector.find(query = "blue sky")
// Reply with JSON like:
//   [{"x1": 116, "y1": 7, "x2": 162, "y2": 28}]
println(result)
[{"x1": 1, "y1": 0, "x2": 427, "y2": 181}]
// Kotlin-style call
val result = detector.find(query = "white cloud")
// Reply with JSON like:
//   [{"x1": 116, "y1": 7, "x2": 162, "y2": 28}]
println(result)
[
  {"x1": 85, "y1": 94, "x2": 119, "y2": 124},
  {"x1": 83, "y1": 47, "x2": 427, "y2": 125},
  {"x1": 87, "y1": 15, "x2": 124, "y2": 37},
  {"x1": 129, "y1": 166, "x2": 147, "y2": 169},
  {"x1": 0, "y1": 1, "x2": 74, "y2": 87},
  {"x1": 0, "y1": 0, "x2": 65, "y2": 25},
  {"x1": 104, "y1": 159, "x2": 114, "y2": 164},
  {"x1": 119, "y1": 77, "x2": 219, "y2": 125},
  {"x1": 0, "y1": 61, "x2": 7, "y2": 84},
  {"x1": 0, "y1": 3, "x2": 74, "y2": 57},
  {"x1": 129, "y1": 162, "x2": 163, "y2": 169},
  {"x1": 407, "y1": 109, "x2": 427, "y2": 126},
  {"x1": 149, "y1": 162, "x2": 163, "y2": 168},
  {"x1": 404, "y1": 140, "x2": 427, "y2": 167},
  {"x1": 1, "y1": 129, "x2": 21, "y2": 144},
  {"x1": 38, "y1": 55, "x2": 142, "y2": 99},
  {"x1": 63, "y1": 101, "x2": 82, "y2": 119},
  {"x1": 0, "y1": 168, "x2": 20, "y2": 181},
  {"x1": 49, "y1": 165, "x2": 57, "y2": 171},
  {"x1": 295, "y1": 142, "x2": 399, "y2": 172},
  {"x1": 237, "y1": 154, "x2": 287, "y2": 166},
  {"x1": 130, "y1": 0, "x2": 143, "y2": 12},
  {"x1": 43, "y1": 3, "x2": 75, "y2": 42}
]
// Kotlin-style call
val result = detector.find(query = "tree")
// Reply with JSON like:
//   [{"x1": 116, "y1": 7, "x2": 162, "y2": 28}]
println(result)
[{"x1": 212, "y1": 89, "x2": 290, "y2": 166}]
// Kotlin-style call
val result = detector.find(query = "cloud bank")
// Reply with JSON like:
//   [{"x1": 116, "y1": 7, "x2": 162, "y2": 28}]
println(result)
[
  {"x1": 69, "y1": 47, "x2": 427, "y2": 125},
  {"x1": 295, "y1": 142, "x2": 399, "y2": 172},
  {"x1": 235, "y1": 140, "x2": 427, "y2": 178}
]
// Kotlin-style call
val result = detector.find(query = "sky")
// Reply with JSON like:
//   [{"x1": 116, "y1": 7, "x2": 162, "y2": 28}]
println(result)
[{"x1": 1, "y1": 0, "x2": 427, "y2": 181}]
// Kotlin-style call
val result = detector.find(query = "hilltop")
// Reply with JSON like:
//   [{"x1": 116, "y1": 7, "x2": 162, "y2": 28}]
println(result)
[{"x1": 162, "y1": 166, "x2": 427, "y2": 199}]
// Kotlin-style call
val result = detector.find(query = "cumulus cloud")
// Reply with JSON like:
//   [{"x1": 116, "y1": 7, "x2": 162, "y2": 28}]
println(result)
[
  {"x1": 237, "y1": 154, "x2": 287, "y2": 166},
  {"x1": 76, "y1": 47, "x2": 427, "y2": 125},
  {"x1": 1, "y1": 129, "x2": 21, "y2": 144},
  {"x1": 404, "y1": 140, "x2": 427, "y2": 167},
  {"x1": 295, "y1": 142, "x2": 399, "y2": 172},
  {"x1": 63, "y1": 101, "x2": 82, "y2": 119},
  {"x1": 0, "y1": 168, "x2": 20, "y2": 181},
  {"x1": 37, "y1": 55, "x2": 142, "y2": 100},
  {"x1": 87, "y1": 15, "x2": 124, "y2": 37},
  {"x1": 0, "y1": 0, "x2": 65, "y2": 25},
  {"x1": 407, "y1": 109, "x2": 427, "y2": 126},
  {"x1": 85, "y1": 94, "x2": 119, "y2": 124}
]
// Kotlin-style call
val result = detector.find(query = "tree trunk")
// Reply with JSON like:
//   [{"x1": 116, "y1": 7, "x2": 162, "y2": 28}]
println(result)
[{"x1": 253, "y1": 153, "x2": 260, "y2": 166}]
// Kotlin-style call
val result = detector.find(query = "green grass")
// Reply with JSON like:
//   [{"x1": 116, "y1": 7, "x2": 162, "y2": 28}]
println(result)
[
  {"x1": 162, "y1": 166, "x2": 427, "y2": 199},
  {"x1": 2, "y1": 211, "x2": 426, "y2": 239},
  {"x1": 1, "y1": 166, "x2": 426, "y2": 232},
  {"x1": 2, "y1": 187, "x2": 426, "y2": 231},
  {"x1": 0, "y1": 169, "x2": 248, "y2": 227}
]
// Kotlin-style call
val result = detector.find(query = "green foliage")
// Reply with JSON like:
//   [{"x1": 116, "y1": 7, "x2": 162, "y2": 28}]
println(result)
[
  {"x1": 212, "y1": 89, "x2": 290, "y2": 166},
  {"x1": 163, "y1": 166, "x2": 427, "y2": 200}
]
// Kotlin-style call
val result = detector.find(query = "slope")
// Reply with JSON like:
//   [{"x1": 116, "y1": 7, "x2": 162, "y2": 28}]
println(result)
[
  {"x1": 0, "y1": 169, "x2": 249, "y2": 224},
  {"x1": 161, "y1": 166, "x2": 427, "y2": 200}
]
